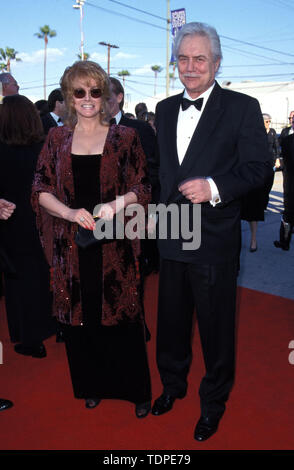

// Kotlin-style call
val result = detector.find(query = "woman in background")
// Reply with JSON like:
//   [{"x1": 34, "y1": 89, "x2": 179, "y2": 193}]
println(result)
[
  {"x1": 241, "y1": 113, "x2": 278, "y2": 251},
  {"x1": 31, "y1": 61, "x2": 151, "y2": 416},
  {"x1": 0, "y1": 95, "x2": 55, "y2": 357}
]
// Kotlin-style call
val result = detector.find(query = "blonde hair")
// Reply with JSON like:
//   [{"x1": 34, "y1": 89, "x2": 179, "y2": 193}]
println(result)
[{"x1": 60, "y1": 60, "x2": 111, "y2": 128}]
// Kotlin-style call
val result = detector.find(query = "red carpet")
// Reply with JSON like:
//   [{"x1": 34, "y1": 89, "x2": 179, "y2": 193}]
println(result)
[{"x1": 0, "y1": 273, "x2": 294, "y2": 451}]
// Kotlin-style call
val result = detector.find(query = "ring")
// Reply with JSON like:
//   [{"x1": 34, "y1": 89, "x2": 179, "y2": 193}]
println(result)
[
  {"x1": 80, "y1": 216, "x2": 85, "y2": 222},
  {"x1": 191, "y1": 194, "x2": 195, "y2": 199}
]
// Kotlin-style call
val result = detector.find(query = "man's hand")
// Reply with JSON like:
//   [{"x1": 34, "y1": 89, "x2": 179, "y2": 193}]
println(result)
[
  {"x1": 178, "y1": 178, "x2": 212, "y2": 204},
  {"x1": 0, "y1": 199, "x2": 16, "y2": 220}
]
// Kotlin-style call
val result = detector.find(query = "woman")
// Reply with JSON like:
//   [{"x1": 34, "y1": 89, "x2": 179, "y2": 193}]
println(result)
[
  {"x1": 31, "y1": 61, "x2": 152, "y2": 416},
  {"x1": 241, "y1": 113, "x2": 278, "y2": 251},
  {"x1": 0, "y1": 95, "x2": 56, "y2": 357}
]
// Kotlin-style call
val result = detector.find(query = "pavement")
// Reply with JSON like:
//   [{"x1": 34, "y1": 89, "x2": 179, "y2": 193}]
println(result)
[{"x1": 238, "y1": 170, "x2": 294, "y2": 300}]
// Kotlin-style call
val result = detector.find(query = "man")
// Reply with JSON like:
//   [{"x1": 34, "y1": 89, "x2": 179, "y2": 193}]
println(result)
[
  {"x1": 109, "y1": 78, "x2": 156, "y2": 178},
  {"x1": 0, "y1": 73, "x2": 19, "y2": 96},
  {"x1": 135, "y1": 102, "x2": 148, "y2": 121},
  {"x1": 109, "y1": 77, "x2": 159, "y2": 271},
  {"x1": 274, "y1": 133, "x2": 294, "y2": 250},
  {"x1": 279, "y1": 111, "x2": 294, "y2": 145},
  {"x1": 41, "y1": 88, "x2": 65, "y2": 134},
  {"x1": 151, "y1": 22, "x2": 271, "y2": 441}
]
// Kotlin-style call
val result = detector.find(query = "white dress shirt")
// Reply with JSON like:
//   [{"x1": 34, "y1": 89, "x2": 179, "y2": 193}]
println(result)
[
  {"x1": 50, "y1": 112, "x2": 63, "y2": 126},
  {"x1": 176, "y1": 82, "x2": 220, "y2": 205}
]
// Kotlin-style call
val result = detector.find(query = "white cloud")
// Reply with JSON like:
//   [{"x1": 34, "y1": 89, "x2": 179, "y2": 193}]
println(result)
[
  {"x1": 114, "y1": 52, "x2": 138, "y2": 60},
  {"x1": 90, "y1": 51, "x2": 138, "y2": 64},
  {"x1": 17, "y1": 48, "x2": 66, "y2": 65},
  {"x1": 89, "y1": 52, "x2": 107, "y2": 63},
  {"x1": 132, "y1": 64, "x2": 160, "y2": 76}
]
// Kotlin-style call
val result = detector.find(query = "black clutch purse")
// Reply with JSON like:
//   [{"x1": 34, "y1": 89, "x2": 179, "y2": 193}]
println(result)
[{"x1": 74, "y1": 215, "x2": 123, "y2": 249}]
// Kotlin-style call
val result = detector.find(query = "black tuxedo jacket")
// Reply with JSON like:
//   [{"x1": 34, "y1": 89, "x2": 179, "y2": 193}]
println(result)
[
  {"x1": 155, "y1": 81, "x2": 272, "y2": 264},
  {"x1": 119, "y1": 114, "x2": 158, "y2": 200},
  {"x1": 41, "y1": 113, "x2": 58, "y2": 135}
]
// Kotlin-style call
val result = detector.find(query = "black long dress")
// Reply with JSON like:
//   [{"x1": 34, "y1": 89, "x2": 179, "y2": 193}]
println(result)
[
  {"x1": 0, "y1": 142, "x2": 56, "y2": 346},
  {"x1": 61, "y1": 154, "x2": 151, "y2": 405}
]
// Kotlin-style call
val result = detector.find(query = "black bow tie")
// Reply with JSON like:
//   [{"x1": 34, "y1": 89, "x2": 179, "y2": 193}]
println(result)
[{"x1": 181, "y1": 97, "x2": 203, "y2": 111}]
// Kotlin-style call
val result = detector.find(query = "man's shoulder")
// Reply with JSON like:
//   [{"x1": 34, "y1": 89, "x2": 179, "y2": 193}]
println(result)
[
  {"x1": 219, "y1": 85, "x2": 258, "y2": 106},
  {"x1": 120, "y1": 115, "x2": 155, "y2": 137},
  {"x1": 156, "y1": 92, "x2": 183, "y2": 109}
]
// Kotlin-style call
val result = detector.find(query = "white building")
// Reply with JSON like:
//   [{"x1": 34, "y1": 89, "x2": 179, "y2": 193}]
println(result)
[{"x1": 125, "y1": 80, "x2": 294, "y2": 133}]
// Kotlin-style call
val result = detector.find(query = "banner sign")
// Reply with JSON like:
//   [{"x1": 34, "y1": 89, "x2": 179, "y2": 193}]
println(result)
[{"x1": 170, "y1": 8, "x2": 186, "y2": 63}]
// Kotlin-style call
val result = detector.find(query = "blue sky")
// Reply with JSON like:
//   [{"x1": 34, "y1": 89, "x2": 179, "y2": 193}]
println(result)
[{"x1": 1, "y1": 0, "x2": 294, "y2": 104}]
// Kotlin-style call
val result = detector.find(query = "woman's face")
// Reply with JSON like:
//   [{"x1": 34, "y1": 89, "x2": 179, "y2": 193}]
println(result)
[{"x1": 71, "y1": 76, "x2": 102, "y2": 120}]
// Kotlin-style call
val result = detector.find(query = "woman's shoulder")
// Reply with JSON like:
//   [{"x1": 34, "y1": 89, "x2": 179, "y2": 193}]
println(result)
[{"x1": 47, "y1": 125, "x2": 73, "y2": 141}]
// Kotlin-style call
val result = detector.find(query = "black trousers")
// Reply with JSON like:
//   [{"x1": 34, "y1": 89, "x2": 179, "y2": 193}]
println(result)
[{"x1": 156, "y1": 258, "x2": 238, "y2": 418}]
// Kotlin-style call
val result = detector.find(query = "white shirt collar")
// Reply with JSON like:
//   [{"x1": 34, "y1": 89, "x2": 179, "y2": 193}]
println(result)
[
  {"x1": 114, "y1": 110, "x2": 122, "y2": 124},
  {"x1": 50, "y1": 111, "x2": 61, "y2": 124}
]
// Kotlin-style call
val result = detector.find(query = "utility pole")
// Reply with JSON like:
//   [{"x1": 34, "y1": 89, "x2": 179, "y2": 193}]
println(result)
[
  {"x1": 166, "y1": 0, "x2": 171, "y2": 97},
  {"x1": 99, "y1": 42, "x2": 119, "y2": 75},
  {"x1": 73, "y1": 0, "x2": 85, "y2": 61}
]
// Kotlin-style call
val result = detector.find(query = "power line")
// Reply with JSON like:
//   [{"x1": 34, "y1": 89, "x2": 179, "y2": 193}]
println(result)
[
  {"x1": 106, "y1": 0, "x2": 166, "y2": 22},
  {"x1": 84, "y1": 1, "x2": 167, "y2": 31}
]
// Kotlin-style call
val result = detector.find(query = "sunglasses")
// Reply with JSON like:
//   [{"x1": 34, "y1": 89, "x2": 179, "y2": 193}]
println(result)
[
  {"x1": 73, "y1": 88, "x2": 102, "y2": 99},
  {"x1": 264, "y1": 120, "x2": 271, "y2": 123}
]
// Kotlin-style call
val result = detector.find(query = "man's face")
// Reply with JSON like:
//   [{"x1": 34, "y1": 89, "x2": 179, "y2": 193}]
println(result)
[
  {"x1": 3, "y1": 75, "x2": 19, "y2": 96},
  {"x1": 177, "y1": 34, "x2": 220, "y2": 99},
  {"x1": 55, "y1": 100, "x2": 66, "y2": 120},
  {"x1": 108, "y1": 85, "x2": 123, "y2": 117},
  {"x1": 289, "y1": 112, "x2": 294, "y2": 128}
]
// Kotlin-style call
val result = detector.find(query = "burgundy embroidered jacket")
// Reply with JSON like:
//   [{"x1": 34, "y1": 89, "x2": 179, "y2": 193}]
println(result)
[{"x1": 31, "y1": 124, "x2": 151, "y2": 326}]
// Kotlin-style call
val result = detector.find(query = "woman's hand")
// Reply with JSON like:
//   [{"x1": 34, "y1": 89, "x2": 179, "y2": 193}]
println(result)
[
  {"x1": 0, "y1": 199, "x2": 16, "y2": 220},
  {"x1": 65, "y1": 207, "x2": 96, "y2": 229},
  {"x1": 95, "y1": 196, "x2": 126, "y2": 221}
]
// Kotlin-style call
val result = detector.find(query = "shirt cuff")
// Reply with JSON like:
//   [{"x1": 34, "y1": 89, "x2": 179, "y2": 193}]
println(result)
[{"x1": 206, "y1": 177, "x2": 221, "y2": 206}]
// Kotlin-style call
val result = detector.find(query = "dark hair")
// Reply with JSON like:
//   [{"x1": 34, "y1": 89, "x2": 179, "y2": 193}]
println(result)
[
  {"x1": 60, "y1": 61, "x2": 111, "y2": 128},
  {"x1": 109, "y1": 77, "x2": 124, "y2": 110},
  {"x1": 47, "y1": 88, "x2": 63, "y2": 112},
  {"x1": 0, "y1": 94, "x2": 44, "y2": 145},
  {"x1": 35, "y1": 99, "x2": 49, "y2": 116},
  {"x1": 135, "y1": 102, "x2": 147, "y2": 118}
]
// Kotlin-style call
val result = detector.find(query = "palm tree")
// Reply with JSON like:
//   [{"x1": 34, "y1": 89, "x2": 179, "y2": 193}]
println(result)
[
  {"x1": 151, "y1": 65, "x2": 162, "y2": 96},
  {"x1": 34, "y1": 25, "x2": 57, "y2": 99},
  {"x1": 118, "y1": 70, "x2": 130, "y2": 86},
  {"x1": 0, "y1": 47, "x2": 21, "y2": 72},
  {"x1": 77, "y1": 52, "x2": 90, "y2": 60}
]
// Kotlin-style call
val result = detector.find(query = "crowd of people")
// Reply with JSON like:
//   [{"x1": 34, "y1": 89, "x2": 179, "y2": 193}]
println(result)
[{"x1": 0, "y1": 21, "x2": 293, "y2": 442}]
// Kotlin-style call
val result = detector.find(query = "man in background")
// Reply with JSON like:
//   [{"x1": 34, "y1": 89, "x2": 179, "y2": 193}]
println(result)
[
  {"x1": 41, "y1": 88, "x2": 65, "y2": 135},
  {"x1": 0, "y1": 73, "x2": 19, "y2": 96}
]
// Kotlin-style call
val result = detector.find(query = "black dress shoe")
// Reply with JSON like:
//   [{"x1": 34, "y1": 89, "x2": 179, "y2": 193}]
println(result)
[
  {"x1": 151, "y1": 394, "x2": 176, "y2": 416},
  {"x1": 194, "y1": 415, "x2": 220, "y2": 442},
  {"x1": 135, "y1": 401, "x2": 151, "y2": 418},
  {"x1": 14, "y1": 343, "x2": 47, "y2": 358},
  {"x1": 85, "y1": 398, "x2": 101, "y2": 409},
  {"x1": 0, "y1": 399, "x2": 13, "y2": 411}
]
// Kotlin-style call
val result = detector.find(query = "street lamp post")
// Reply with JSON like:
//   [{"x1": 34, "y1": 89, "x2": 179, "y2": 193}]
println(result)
[
  {"x1": 99, "y1": 41, "x2": 119, "y2": 75},
  {"x1": 73, "y1": 0, "x2": 85, "y2": 61}
]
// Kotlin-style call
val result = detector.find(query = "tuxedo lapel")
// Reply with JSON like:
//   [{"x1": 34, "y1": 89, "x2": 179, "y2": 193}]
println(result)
[
  {"x1": 167, "y1": 83, "x2": 224, "y2": 203},
  {"x1": 165, "y1": 92, "x2": 183, "y2": 172},
  {"x1": 178, "y1": 83, "x2": 223, "y2": 178}
]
